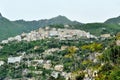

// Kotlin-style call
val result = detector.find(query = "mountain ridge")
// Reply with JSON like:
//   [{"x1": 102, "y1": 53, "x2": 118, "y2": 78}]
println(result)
[
  {"x1": 0, "y1": 12, "x2": 120, "y2": 41},
  {"x1": 104, "y1": 16, "x2": 120, "y2": 24},
  {"x1": 0, "y1": 14, "x2": 81, "y2": 41}
]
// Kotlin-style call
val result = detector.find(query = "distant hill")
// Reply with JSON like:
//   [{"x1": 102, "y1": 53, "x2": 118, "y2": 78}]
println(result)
[
  {"x1": 71, "y1": 16, "x2": 120, "y2": 36},
  {"x1": 13, "y1": 15, "x2": 81, "y2": 31},
  {"x1": 104, "y1": 16, "x2": 120, "y2": 24},
  {"x1": 0, "y1": 14, "x2": 81, "y2": 41},
  {"x1": 72, "y1": 23, "x2": 120, "y2": 36},
  {"x1": 0, "y1": 14, "x2": 27, "y2": 41},
  {"x1": 14, "y1": 15, "x2": 81, "y2": 27}
]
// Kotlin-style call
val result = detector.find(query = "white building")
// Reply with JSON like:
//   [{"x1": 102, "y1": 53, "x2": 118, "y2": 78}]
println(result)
[
  {"x1": 8, "y1": 37, "x2": 14, "y2": 42},
  {"x1": 8, "y1": 56, "x2": 22, "y2": 63},
  {"x1": 0, "y1": 61, "x2": 4, "y2": 66},
  {"x1": 100, "y1": 34, "x2": 111, "y2": 38},
  {"x1": 14, "y1": 35, "x2": 22, "y2": 42},
  {"x1": 49, "y1": 31, "x2": 58, "y2": 37},
  {"x1": 46, "y1": 60, "x2": 51, "y2": 64},
  {"x1": 43, "y1": 63, "x2": 52, "y2": 69},
  {"x1": 54, "y1": 65, "x2": 64, "y2": 71},
  {"x1": 1, "y1": 40, "x2": 8, "y2": 44},
  {"x1": 51, "y1": 71, "x2": 59, "y2": 79}
]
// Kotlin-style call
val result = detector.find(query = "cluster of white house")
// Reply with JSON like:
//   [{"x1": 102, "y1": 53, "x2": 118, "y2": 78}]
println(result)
[
  {"x1": 5, "y1": 49, "x2": 72, "y2": 80},
  {"x1": 6, "y1": 55, "x2": 71, "y2": 80},
  {"x1": 1, "y1": 27, "x2": 97, "y2": 44}
]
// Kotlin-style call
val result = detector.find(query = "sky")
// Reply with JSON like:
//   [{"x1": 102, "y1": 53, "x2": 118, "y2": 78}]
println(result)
[{"x1": 0, "y1": 0, "x2": 120, "y2": 23}]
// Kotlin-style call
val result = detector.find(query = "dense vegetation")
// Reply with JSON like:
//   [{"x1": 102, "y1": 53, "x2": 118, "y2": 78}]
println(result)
[
  {"x1": 0, "y1": 34, "x2": 120, "y2": 80},
  {"x1": 0, "y1": 13, "x2": 120, "y2": 79},
  {"x1": 0, "y1": 38, "x2": 99, "y2": 79}
]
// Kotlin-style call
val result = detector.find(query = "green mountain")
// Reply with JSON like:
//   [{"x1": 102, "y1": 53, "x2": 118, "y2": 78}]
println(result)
[
  {"x1": 104, "y1": 16, "x2": 120, "y2": 24},
  {"x1": 13, "y1": 15, "x2": 81, "y2": 28},
  {"x1": 72, "y1": 23, "x2": 120, "y2": 36},
  {"x1": 0, "y1": 14, "x2": 27, "y2": 41},
  {"x1": 0, "y1": 14, "x2": 81, "y2": 41}
]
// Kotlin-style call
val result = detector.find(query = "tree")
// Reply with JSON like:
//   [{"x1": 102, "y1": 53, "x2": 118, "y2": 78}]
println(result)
[
  {"x1": 116, "y1": 32, "x2": 120, "y2": 40},
  {"x1": 109, "y1": 69, "x2": 120, "y2": 80},
  {"x1": 81, "y1": 43, "x2": 103, "y2": 52},
  {"x1": 64, "y1": 46, "x2": 78, "y2": 71}
]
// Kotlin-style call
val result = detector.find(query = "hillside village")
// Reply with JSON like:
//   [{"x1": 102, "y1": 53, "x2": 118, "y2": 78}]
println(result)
[
  {"x1": 0, "y1": 24, "x2": 120, "y2": 80},
  {"x1": 1, "y1": 25, "x2": 97, "y2": 44},
  {"x1": 0, "y1": 26, "x2": 97, "y2": 80},
  {"x1": 1, "y1": 0, "x2": 120, "y2": 79}
]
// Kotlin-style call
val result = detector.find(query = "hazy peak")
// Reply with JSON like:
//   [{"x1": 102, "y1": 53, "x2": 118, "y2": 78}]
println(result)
[
  {"x1": 105, "y1": 15, "x2": 120, "y2": 24},
  {"x1": 0, "y1": 13, "x2": 3, "y2": 18},
  {"x1": 51, "y1": 15, "x2": 70, "y2": 20}
]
